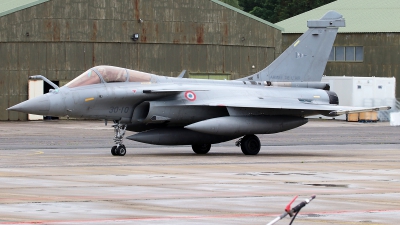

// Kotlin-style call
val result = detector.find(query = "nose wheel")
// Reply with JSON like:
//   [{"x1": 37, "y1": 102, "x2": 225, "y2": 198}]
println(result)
[
  {"x1": 111, "y1": 145, "x2": 126, "y2": 156},
  {"x1": 111, "y1": 121, "x2": 127, "y2": 156}
]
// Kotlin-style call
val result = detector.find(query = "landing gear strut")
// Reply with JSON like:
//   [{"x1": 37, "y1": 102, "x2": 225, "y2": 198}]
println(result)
[
  {"x1": 111, "y1": 121, "x2": 127, "y2": 156},
  {"x1": 236, "y1": 135, "x2": 261, "y2": 155}
]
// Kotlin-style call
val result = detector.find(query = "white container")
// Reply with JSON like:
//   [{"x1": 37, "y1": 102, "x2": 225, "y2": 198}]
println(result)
[
  {"x1": 28, "y1": 80, "x2": 44, "y2": 120},
  {"x1": 390, "y1": 112, "x2": 400, "y2": 126},
  {"x1": 309, "y1": 76, "x2": 396, "y2": 121},
  {"x1": 321, "y1": 76, "x2": 396, "y2": 107}
]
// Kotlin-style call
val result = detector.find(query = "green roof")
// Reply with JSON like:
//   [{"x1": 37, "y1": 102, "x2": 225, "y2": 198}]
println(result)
[
  {"x1": 0, "y1": 0, "x2": 49, "y2": 17},
  {"x1": 211, "y1": 0, "x2": 283, "y2": 31},
  {"x1": 276, "y1": 0, "x2": 400, "y2": 33},
  {"x1": 0, "y1": 0, "x2": 284, "y2": 32}
]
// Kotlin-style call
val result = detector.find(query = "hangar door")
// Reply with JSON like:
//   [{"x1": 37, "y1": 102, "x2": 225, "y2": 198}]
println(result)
[{"x1": 189, "y1": 73, "x2": 231, "y2": 80}]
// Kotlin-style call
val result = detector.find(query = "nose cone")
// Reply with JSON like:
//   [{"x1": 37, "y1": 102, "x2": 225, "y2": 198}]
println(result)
[{"x1": 7, "y1": 94, "x2": 50, "y2": 115}]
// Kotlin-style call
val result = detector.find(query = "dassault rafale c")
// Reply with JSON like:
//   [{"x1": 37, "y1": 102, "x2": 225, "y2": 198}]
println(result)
[{"x1": 8, "y1": 11, "x2": 390, "y2": 156}]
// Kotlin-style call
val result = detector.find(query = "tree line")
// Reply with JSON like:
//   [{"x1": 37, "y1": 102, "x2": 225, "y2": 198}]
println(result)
[{"x1": 219, "y1": 0, "x2": 335, "y2": 23}]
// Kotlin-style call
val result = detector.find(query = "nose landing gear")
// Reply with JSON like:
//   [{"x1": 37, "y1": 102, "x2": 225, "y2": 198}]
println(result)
[
  {"x1": 111, "y1": 121, "x2": 127, "y2": 156},
  {"x1": 111, "y1": 145, "x2": 126, "y2": 156}
]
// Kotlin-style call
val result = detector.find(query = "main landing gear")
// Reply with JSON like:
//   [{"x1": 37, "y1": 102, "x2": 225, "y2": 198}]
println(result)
[
  {"x1": 236, "y1": 134, "x2": 261, "y2": 155},
  {"x1": 111, "y1": 121, "x2": 127, "y2": 156},
  {"x1": 192, "y1": 144, "x2": 211, "y2": 154}
]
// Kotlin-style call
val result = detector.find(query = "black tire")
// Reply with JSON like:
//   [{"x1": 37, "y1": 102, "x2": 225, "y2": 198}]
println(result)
[
  {"x1": 116, "y1": 145, "x2": 126, "y2": 156},
  {"x1": 241, "y1": 135, "x2": 261, "y2": 155},
  {"x1": 192, "y1": 144, "x2": 211, "y2": 154},
  {"x1": 111, "y1": 146, "x2": 117, "y2": 156}
]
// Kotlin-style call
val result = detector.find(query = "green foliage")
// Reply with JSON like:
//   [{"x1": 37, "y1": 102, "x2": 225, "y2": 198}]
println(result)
[
  {"x1": 238, "y1": 0, "x2": 336, "y2": 23},
  {"x1": 218, "y1": 0, "x2": 243, "y2": 9}
]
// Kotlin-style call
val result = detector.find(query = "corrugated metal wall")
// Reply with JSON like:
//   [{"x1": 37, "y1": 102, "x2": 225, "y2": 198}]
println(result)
[
  {"x1": 0, "y1": 0, "x2": 282, "y2": 120},
  {"x1": 283, "y1": 33, "x2": 400, "y2": 98}
]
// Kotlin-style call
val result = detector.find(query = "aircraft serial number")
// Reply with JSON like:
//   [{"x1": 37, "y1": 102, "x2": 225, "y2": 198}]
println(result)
[{"x1": 109, "y1": 107, "x2": 130, "y2": 114}]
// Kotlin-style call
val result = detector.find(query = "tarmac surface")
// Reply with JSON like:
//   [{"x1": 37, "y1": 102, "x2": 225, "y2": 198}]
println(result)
[{"x1": 0, "y1": 119, "x2": 399, "y2": 224}]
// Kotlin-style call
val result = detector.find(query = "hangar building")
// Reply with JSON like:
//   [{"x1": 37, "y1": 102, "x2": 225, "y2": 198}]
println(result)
[
  {"x1": 0, "y1": 0, "x2": 283, "y2": 121},
  {"x1": 276, "y1": 0, "x2": 400, "y2": 98}
]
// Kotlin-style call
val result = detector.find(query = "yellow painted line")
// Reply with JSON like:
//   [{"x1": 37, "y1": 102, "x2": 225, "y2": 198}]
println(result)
[
  {"x1": 0, "y1": 151, "x2": 44, "y2": 157},
  {"x1": 314, "y1": 95, "x2": 321, "y2": 98},
  {"x1": 294, "y1": 40, "x2": 300, "y2": 47},
  {"x1": 85, "y1": 97, "x2": 95, "y2": 102},
  {"x1": 9, "y1": 193, "x2": 43, "y2": 197}
]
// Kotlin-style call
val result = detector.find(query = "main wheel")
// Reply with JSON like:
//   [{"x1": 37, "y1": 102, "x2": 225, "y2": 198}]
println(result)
[
  {"x1": 192, "y1": 144, "x2": 211, "y2": 154},
  {"x1": 111, "y1": 146, "x2": 117, "y2": 156},
  {"x1": 116, "y1": 145, "x2": 126, "y2": 156},
  {"x1": 241, "y1": 135, "x2": 261, "y2": 155}
]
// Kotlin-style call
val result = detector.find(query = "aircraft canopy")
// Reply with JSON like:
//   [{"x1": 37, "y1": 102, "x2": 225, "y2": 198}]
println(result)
[{"x1": 65, "y1": 66, "x2": 152, "y2": 88}]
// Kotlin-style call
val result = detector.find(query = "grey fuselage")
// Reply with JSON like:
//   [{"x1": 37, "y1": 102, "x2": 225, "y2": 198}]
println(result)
[{"x1": 41, "y1": 75, "x2": 333, "y2": 129}]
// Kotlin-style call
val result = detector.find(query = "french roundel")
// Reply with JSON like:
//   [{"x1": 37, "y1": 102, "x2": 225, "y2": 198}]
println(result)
[{"x1": 185, "y1": 91, "x2": 196, "y2": 101}]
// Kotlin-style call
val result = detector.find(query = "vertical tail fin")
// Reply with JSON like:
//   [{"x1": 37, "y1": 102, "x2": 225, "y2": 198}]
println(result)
[{"x1": 239, "y1": 11, "x2": 345, "y2": 82}]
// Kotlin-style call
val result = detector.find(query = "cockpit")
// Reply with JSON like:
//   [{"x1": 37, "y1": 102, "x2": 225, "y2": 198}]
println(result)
[{"x1": 65, "y1": 66, "x2": 152, "y2": 88}]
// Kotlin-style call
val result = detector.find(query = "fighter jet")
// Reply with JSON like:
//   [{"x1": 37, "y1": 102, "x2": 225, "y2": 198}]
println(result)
[{"x1": 8, "y1": 11, "x2": 390, "y2": 156}]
